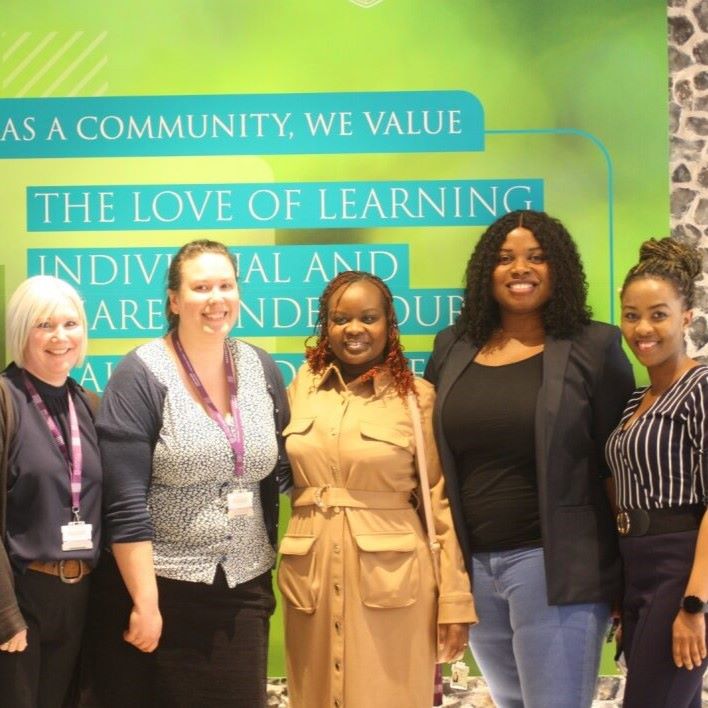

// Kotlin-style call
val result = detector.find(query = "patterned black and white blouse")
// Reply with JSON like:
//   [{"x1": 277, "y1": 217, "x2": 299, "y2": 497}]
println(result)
[
  {"x1": 605, "y1": 365, "x2": 708, "y2": 510},
  {"x1": 98, "y1": 337, "x2": 291, "y2": 587}
]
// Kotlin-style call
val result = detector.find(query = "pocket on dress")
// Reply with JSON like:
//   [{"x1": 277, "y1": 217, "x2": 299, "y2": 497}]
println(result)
[
  {"x1": 277, "y1": 534, "x2": 320, "y2": 614},
  {"x1": 359, "y1": 421, "x2": 411, "y2": 449},
  {"x1": 354, "y1": 532, "x2": 419, "y2": 609},
  {"x1": 282, "y1": 417, "x2": 315, "y2": 437}
]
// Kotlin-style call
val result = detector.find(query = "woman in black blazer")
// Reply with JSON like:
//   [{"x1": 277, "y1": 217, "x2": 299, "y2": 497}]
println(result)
[{"x1": 425, "y1": 210, "x2": 634, "y2": 708}]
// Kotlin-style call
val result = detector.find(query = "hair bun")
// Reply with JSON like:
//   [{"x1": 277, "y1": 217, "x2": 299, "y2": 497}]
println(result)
[{"x1": 638, "y1": 237, "x2": 702, "y2": 281}]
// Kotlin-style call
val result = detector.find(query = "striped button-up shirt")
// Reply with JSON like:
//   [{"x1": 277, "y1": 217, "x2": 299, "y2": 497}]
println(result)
[
  {"x1": 605, "y1": 365, "x2": 707, "y2": 510},
  {"x1": 605, "y1": 366, "x2": 708, "y2": 509}
]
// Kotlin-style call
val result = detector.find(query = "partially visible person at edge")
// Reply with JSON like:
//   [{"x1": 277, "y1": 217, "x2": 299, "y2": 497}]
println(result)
[
  {"x1": 78, "y1": 239, "x2": 291, "y2": 708},
  {"x1": 279, "y1": 270, "x2": 476, "y2": 708},
  {"x1": 605, "y1": 238, "x2": 708, "y2": 708},
  {"x1": 424, "y1": 210, "x2": 635, "y2": 708},
  {"x1": 0, "y1": 276, "x2": 101, "y2": 708}
]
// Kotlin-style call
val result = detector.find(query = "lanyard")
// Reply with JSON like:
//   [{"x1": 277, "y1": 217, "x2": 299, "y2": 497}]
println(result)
[
  {"x1": 22, "y1": 371, "x2": 84, "y2": 520},
  {"x1": 171, "y1": 331, "x2": 245, "y2": 477}
]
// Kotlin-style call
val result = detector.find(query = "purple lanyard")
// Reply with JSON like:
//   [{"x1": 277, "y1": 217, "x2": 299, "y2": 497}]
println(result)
[
  {"x1": 171, "y1": 331, "x2": 245, "y2": 477},
  {"x1": 22, "y1": 372, "x2": 84, "y2": 520}
]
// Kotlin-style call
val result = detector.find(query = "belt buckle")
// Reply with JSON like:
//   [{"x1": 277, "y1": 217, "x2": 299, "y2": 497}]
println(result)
[
  {"x1": 59, "y1": 560, "x2": 84, "y2": 584},
  {"x1": 313, "y1": 484, "x2": 331, "y2": 512},
  {"x1": 616, "y1": 511, "x2": 631, "y2": 536}
]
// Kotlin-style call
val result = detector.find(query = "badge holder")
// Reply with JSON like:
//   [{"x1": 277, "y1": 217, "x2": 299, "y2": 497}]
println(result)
[
  {"x1": 227, "y1": 489, "x2": 254, "y2": 518},
  {"x1": 61, "y1": 508, "x2": 93, "y2": 551}
]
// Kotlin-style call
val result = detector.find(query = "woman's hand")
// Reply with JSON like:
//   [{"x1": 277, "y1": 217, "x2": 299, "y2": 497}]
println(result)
[
  {"x1": 0, "y1": 629, "x2": 27, "y2": 653},
  {"x1": 124, "y1": 604, "x2": 162, "y2": 653},
  {"x1": 672, "y1": 610, "x2": 707, "y2": 670},
  {"x1": 437, "y1": 622, "x2": 468, "y2": 663}
]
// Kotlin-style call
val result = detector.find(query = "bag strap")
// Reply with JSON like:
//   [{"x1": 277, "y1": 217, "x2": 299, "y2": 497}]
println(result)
[
  {"x1": 407, "y1": 391, "x2": 441, "y2": 583},
  {"x1": 0, "y1": 377, "x2": 16, "y2": 540}
]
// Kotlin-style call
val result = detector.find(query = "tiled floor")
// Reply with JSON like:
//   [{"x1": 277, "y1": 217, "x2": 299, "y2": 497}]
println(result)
[
  {"x1": 266, "y1": 674, "x2": 708, "y2": 707},
  {"x1": 440, "y1": 676, "x2": 624, "y2": 707}
]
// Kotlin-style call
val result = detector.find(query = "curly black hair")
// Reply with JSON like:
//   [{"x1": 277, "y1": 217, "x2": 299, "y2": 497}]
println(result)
[
  {"x1": 621, "y1": 237, "x2": 701, "y2": 309},
  {"x1": 455, "y1": 210, "x2": 592, "y2": 346}
]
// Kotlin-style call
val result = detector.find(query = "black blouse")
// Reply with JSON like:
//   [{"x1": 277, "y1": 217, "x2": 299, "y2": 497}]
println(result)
[{"x1": 441, "y1": 353, "x2": 543, "y2": 551}]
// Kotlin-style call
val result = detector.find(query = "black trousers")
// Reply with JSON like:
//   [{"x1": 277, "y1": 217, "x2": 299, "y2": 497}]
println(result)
[
  {"x1": 79, "y1": 554, "x2": 275, "y2": 708},
  {"x1": 620, "y1": 529, "x2": 708, "y2": 708},
  {"x1": 0, "y1": 568, "x2": 90, "y2": 708}
]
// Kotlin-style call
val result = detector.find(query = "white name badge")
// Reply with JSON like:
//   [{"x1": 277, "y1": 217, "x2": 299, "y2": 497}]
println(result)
[
  {"x1": 61, "y1": 521, "x2": 93, "y2": 551},
  {"x1": 227, "y1": 490, "x2": 254, "y2": 518}
]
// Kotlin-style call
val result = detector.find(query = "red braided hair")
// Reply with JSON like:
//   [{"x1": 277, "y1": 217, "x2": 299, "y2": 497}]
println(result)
[{"x1": 305, "y1": 271, "x2": 415, "y2": 399}]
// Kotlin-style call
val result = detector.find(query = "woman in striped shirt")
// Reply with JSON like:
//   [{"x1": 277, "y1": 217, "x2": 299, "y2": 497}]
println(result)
[{"x1": 606, "y1": 237, "x2": 708, "y2": 708}]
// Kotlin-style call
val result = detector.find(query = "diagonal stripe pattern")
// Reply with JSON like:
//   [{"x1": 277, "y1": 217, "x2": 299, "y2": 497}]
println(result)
[{"x1": 1, "y1": 30, "x2": 108, "y2": 97}]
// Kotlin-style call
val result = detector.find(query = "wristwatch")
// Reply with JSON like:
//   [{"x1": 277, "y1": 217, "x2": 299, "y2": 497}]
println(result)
[{"x1": 681, "y1": 595, "x2": 708, "y2": 614}]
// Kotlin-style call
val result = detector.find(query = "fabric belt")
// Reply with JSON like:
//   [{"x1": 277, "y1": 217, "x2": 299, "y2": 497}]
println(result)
[
  {"x1": 27, "y1": 559, "x2": 92, "y2": 584},
  {"x1": 293, "y1": 486, "x2": 413, "y2": 512},
  {"x1": 616, "y1": 504, "x2": 705, "y2": 537}
]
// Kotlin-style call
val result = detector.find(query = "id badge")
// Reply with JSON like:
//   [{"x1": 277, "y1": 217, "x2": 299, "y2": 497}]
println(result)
[
  {"x1": 227, "y1": 490, "x2": 254, "y2": 518},
  {"x1": 61, "y1": 521, "x2": 93, "y2": 551}
]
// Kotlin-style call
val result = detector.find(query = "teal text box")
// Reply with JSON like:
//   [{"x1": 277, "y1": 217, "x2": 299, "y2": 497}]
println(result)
[
  {"x1": 1, "y1": 91, "x2": 484, "y2": 158},
  {"x1": 28, "y1": 245, "x2": 462, "y2": 338},
  {"x1": 27, "y1": 179, "x2": 541, "y2": 231}
]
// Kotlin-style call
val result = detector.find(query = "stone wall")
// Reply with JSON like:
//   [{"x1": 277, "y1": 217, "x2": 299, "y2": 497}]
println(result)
[{"x1": 669, "y1": 0, "x2": 708, "y2": 360}]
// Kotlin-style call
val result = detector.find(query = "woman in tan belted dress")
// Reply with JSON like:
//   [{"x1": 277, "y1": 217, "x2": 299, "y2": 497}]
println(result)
[{"x1": 279, "y1": 271, "x2": 476, "y2": 708}]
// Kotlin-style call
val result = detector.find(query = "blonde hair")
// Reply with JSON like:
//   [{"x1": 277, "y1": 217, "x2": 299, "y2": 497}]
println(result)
[{"x1": 6, "y1": 276, "x2": 88, "y2": 367}]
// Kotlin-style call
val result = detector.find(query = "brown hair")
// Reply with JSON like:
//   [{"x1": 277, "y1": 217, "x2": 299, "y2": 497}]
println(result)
[
  {"x1": 165, "y1": 239, "x2": 238, "y2": 331},
  {"x1": 621, "y1": 237, "x2": 701, "y2": 309},
  {"x1": 306, "y1": 270, "x2": 415, "y2": 398}
]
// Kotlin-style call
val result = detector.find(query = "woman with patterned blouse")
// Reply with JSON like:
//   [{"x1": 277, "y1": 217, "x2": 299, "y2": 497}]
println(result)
[
  {"x1": 606, "y1": 238, "x2": 707, "y2": 708},
  {"x1": 80, "y1": 240, "x2": 290, "y2": 708}
]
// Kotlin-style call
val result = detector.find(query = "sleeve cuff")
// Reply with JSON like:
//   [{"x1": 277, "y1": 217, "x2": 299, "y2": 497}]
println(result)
[{"x1": 437, "y1": 592, "x2": 478, "y2": 625}]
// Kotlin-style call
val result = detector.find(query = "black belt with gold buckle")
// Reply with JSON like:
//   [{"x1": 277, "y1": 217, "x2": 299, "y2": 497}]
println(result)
[{"x1": 616, "y1": 505, "x2": 704, "y2": 537}]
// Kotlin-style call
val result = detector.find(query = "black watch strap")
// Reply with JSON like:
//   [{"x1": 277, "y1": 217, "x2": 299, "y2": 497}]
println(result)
[{"x1": 681, "y1": 595, "x2": 708, "y2": 614}]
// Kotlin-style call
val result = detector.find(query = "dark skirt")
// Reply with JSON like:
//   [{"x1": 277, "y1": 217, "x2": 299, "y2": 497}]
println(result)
[{"x1": 79, "y1": 553, "x2": 275, "y2": 708}]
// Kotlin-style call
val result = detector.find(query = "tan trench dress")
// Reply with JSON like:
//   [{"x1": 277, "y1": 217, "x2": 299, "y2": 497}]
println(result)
[{"x1": 279, "y1": 364, "x2": 477, "y2": 708}]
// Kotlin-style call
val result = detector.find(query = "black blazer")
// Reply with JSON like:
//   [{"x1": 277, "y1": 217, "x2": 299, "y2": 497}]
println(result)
[{"x1": 425, "y1": 321, "x2": 635, "y2": 605}]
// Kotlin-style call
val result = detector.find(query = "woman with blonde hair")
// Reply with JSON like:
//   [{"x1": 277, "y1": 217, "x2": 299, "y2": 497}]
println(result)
[{"x1": 0, "y1": 276, "x2": 101, "y2": 708}]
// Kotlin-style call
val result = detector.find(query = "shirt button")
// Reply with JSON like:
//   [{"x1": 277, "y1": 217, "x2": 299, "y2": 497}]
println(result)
[
  {"x1": 334, "y1": 700, "x2": 341, "y2": 707},
  {"x1": 333, "y1": 544, "x2": 340, "y2": 554},
  {"x1": 334, "y1": 621, "x2": 341, "y2": 633},
  {"x1": 334, "y1": 660, "x2": 341, "y2": 671},
  {"x1": 334, "y1": 583, "x2": 341, "y2": 594}
]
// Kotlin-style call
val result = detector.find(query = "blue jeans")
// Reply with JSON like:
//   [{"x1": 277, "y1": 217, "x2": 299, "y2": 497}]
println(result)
[{"x1": 469, "y1": 546, "x2": 610, "y2": 708}]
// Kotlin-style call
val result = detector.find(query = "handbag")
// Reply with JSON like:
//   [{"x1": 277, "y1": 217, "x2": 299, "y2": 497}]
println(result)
[
  {"x1": 407, "y1": 392, "x2": 442, "y2": 587},
  {"x1": 408, "y1": 392, "x2": 447, "y2": 695}
]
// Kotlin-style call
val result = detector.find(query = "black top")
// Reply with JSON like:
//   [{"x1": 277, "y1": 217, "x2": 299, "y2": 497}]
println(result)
[
  {"x1": 3, "y1": 363, "x2": 102, "y2": 570},
  {"x1": 606, "y1": 365, "x2": 708, "y2": 510},
  {"x1": 442, "y1": 353, "x2": 543, "y2": 551}
]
